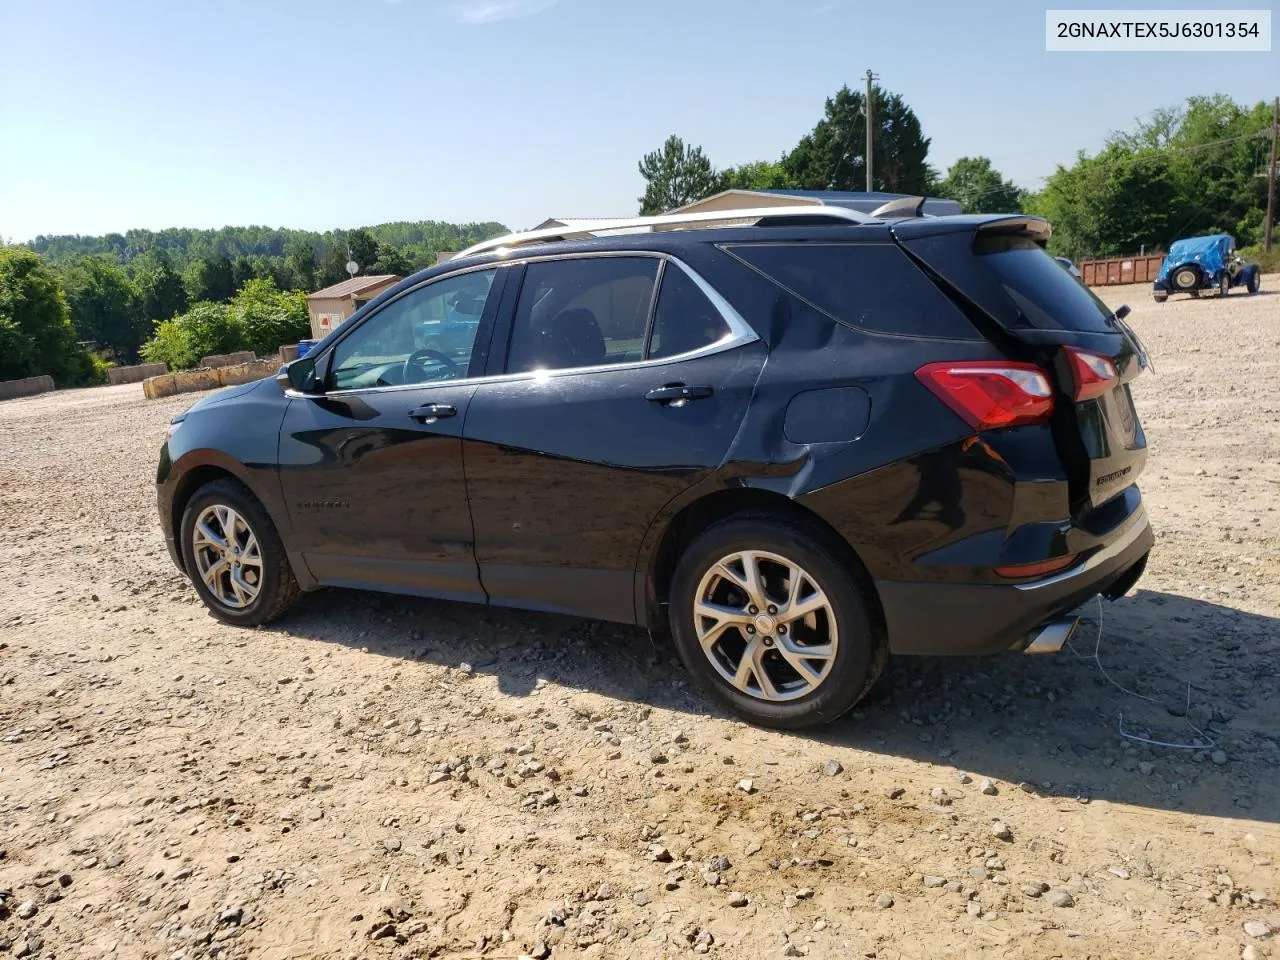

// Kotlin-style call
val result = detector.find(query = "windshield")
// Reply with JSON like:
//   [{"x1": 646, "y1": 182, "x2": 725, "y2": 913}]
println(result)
[{"x1": 976, "y1": 236, "x2": 1116, "y2": 333}]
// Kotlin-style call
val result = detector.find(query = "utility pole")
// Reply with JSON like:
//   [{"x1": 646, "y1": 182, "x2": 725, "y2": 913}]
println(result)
[
  {"x1": 865, "y1": 69, "x2": 877, "y2": 193},
  {"x1": 1265, "y1": 95, "x2": 1278, "y2": 253}
]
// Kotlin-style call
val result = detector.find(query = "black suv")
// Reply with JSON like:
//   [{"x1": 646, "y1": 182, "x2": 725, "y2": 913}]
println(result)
[{"x1": 156, "y1": 206, "x2": 1153, "y2": 729}]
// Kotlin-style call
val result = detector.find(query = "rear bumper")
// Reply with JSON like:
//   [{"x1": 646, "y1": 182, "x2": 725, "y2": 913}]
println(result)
[{"x1": 877, "y1": 503, "x2": 1154, "y2": 655}]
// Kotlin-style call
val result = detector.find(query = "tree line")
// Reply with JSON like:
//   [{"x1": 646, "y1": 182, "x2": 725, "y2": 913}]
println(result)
[
  {"x1": 2, "y1": 221, "x2": 506, "y2": 384},
  {"x1": 638, "y1": 86, "x2": 1272, "y2": 262}
]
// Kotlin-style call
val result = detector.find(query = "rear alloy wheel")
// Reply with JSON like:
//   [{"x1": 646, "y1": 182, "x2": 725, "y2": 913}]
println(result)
[
  {"x1": 181, "y1": 478, "x2": 300, "y2": 626},
  {"x1": 669, "y1": 516, "x2": 885, "y2": 729}
]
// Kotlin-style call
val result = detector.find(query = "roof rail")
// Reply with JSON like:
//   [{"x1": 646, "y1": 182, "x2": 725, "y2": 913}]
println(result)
[{"x1": 456, "y1": 206, "x2": 877, "y2": 258}]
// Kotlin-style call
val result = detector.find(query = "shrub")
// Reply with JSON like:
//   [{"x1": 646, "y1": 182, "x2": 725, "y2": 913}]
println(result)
[
  {"x1": 140, "y1": 302, "x2": 242, "y2": 371},
  {"x1": 1237, "y1": 244, "x2": 1280, "y2": 276},
  {"x1": 230, "y1": 279, "x2": 309, "y2": 357}
]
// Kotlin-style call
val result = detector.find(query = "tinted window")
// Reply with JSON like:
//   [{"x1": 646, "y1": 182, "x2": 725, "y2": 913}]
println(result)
[
  {"x1": 507, "y1": 257, "x2": 658, "y2": 373},
  {"x1": 976, "y1": 236, "x2": 1116, "y2": 333},
  {"x1": 329, "y1": 269, "x2": 496, "y2": 390},
  {"x1": 649, "y1": 266, "x2": 731, "y2": 359},
  {"x1": 726, "y1": 242, "x2": 977, "y2": 339}
]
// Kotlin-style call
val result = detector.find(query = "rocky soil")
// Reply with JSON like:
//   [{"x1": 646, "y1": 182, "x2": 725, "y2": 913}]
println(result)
[{"x1": 1, "y1": 279, "x2": 1277, "y2": 959}]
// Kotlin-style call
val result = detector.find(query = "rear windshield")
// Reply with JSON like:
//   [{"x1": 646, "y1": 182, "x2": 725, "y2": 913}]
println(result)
[{"x1": 976, "y1": 236, "x2": 1117, "y2": 333}]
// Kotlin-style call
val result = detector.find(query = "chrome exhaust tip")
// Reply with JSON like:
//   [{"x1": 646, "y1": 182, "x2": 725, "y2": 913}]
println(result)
[{"x1": 1024, "y1": 617, "x2": 1080, "y2": 655}]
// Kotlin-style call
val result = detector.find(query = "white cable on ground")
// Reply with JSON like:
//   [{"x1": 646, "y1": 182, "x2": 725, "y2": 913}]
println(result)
[{"x1": 1066, "y1": 596, "x2": 1215, "y2": 750}]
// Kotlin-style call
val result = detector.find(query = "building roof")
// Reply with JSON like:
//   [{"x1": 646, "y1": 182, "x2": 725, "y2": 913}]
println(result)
[
  {"x1": 754, "y1": 188, "x2": 909, "y2": 202},
  {"x1": 306, "y1": 275, "x2": 402, "y2": 300}
]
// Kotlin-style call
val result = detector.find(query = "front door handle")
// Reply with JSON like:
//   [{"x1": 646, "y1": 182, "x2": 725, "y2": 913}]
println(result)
[
  {"x1": 645, "y1": 384, "x2": 713, "y2": 406},
  {"x1": 409, "y1": 403, "x2": 456, "y2": 423}
]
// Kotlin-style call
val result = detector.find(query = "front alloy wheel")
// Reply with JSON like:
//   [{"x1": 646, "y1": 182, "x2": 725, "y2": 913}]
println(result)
[
  {"x1": 694, "y1": 550, "x2": 838, "y2": 701},
  {"x1": 180, "y1": 477, "x2": 301, "y2": 626},
  {"x1": 192, "y1": 504, "x2": 263, "y2": 608}
]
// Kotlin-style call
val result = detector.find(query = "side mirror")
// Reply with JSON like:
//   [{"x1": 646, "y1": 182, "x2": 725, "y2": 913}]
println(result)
[
  {"x1": 276, "y1": 355, "x2": 321, "y2": 394},
  {"x1": 1114, "y1": 304, "x2": 1131, "y2": 322}
]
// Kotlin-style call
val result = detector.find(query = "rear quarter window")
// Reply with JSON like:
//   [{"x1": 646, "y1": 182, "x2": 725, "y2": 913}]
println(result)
[{"x1": 723, "y1": 242, "x2": 978, "y2": 340}]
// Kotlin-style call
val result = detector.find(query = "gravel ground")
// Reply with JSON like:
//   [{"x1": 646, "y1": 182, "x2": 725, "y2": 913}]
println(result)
[{"x1": 1, "y1": 279, "x2": 1277, "y2": 960}]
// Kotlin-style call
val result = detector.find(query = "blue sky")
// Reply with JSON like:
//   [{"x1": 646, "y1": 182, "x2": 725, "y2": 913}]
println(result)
[{"x1": 0, "y1": 0, "x2": 1274, "y2": 241}]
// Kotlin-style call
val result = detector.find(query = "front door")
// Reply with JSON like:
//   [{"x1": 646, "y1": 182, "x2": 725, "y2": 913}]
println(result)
[
  {"x1": 279, "y1": 267, "x2": 504, "y2": 602},
  {"x1": 464, "y1": 255, "x2": 765, "y2": 623}
]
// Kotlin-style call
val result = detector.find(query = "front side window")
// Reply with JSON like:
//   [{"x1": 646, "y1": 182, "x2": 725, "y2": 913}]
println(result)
[
  {"x1": 506, "y1": 257, "x2": 659, "y2": 373},
  {"x1": 329, "y1": 269, "x2": 496, "y2": 390}
]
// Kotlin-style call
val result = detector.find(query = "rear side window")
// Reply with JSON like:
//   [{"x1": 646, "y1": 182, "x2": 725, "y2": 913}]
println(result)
[
  {"x1": 976, "y1": 236, "x2": 1116, "y2": 333},
  {"x1": 507, "y1": 257, "x2": 658, "y2": 373},
  {"x1": 725, "y1": 242, "x2": 977, "y2": 339},
  {"x1": 649, "y1": 266, "x2": 731, "y2": 359}
]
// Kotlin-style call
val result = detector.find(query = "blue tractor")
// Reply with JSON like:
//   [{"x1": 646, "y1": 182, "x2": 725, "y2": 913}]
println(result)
[{"x1": 1153, "y1": 234, "x2": 1261, "y2": 302}]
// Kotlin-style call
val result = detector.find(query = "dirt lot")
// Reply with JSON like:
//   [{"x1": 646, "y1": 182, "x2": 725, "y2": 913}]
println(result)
[{"x1": 2, "y1": 280, "x2": 1278, "y2": 960}]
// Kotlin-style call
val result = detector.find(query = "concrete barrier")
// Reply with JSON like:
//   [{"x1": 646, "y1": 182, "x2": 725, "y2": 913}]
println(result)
[
  {"x1": 142, "y1": 359, "x2": 279, "y2": 399},
  {"x1": 107, "y1": 362, "x2": 168, "y2": 385},
  {"x1": 0, "y1": 375, "x2": 55, "y2": 401},
  {"x1": 279, "y1": 344, "x2": 300, "y2": 363},
  {"x1": 199, "y1": 350, "x2": 256, "y2": 369},
  {"x1": 218, "y1": 359, "x2": 280, "y2": 386}
]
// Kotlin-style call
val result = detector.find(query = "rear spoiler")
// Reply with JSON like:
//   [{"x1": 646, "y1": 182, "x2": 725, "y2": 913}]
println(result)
[{"x1": 891, "y1": 214, "x2": 1052, "y2": 243}]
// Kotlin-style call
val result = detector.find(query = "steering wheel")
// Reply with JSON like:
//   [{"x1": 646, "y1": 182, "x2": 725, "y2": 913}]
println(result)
[{"x1": 402, "y1": 348, "x2": 460, "y2": 382}]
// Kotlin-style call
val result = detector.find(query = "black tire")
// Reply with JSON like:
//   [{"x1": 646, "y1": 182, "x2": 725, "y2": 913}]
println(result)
[
  {"x1": 1173, "y1": 266, "x2": 1200, "y2": 291},
  {"x1": 1219, "y1": 274, "x2": 1230, "y2": 297},
  {"x1": 1247, "y1": 269, "x2": 1261, "y2": 294},
  {"x1": 180, "y1": 478, "x2": 301, "y2": 626},
  {"x1": 667, "y1": 514, "x2": 886, "y2": 730}
]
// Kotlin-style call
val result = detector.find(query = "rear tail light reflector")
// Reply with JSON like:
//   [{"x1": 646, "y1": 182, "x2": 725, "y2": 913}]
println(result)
[
  {"x1": 995, "y1": 554, "x2": 1079, "y2": 580},
  {"x1": 914, "y1": 361, "x2": 1054, "y2": 430}
]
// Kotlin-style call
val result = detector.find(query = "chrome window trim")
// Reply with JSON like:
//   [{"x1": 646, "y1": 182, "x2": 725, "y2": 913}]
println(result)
[{"x1": 288, "y1": 251, "x2": 759, "y2": 401}]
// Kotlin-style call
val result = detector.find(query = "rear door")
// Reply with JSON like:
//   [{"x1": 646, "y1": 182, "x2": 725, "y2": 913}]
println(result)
[
  {"x1": 278, "y1": 266, "x2": 505, "y2": 600},
  {"x1": 894, "y1": 218, "x2": 1148, "y2": 514},
  {"x1": 463, "y1": 253, "x2": 766, "y2": 623}
]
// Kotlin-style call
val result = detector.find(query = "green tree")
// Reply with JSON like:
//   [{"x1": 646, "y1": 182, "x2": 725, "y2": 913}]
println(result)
[
  {"x1": 783, "y1": 83, "x2": 933, "y2": 194},
  {"x1": 0, "y1": 247, "x2": 87, "y2": 384},
  {"x1": 284, "y1": 241, "x2": 317, "y2": 291},
  {"x1": 1027, "y1": 147, "x2": 1180, "y2": 259},
  {"x1": 346, "y1": 229, "x2": 379, "y2": 274},
  {"x1": 184, "y1": 254, "x2": 236, "y2": 303},
  {"x1": 135, "y1": 256, "x2": 188, "y2": 325},
  {"x1": 720, "y1": 160, "x2": 797, "y2": 191},
  {"x1": 936, "y1": 156, "x2": 1023, "y2": 213},
  {"x1": 371, "y1": 241, "x2": 412, "y2": 276},
  {"x1": 61, "y1": 257, "x2": 147, "y2": 362},
  {"x1": 1025, "y1": 94, "x2": 1271, "y2": 257},
  {"x1": 637, "y1": 135, "x2": 723, "y2": 215},
  {"x1": 317, "y1": 235, "x2": 350, "y2": 287}
]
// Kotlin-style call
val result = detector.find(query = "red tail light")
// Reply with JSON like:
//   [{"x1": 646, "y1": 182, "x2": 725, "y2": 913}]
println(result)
[
  {"x1": 915, "y1": 361, "x2": 1054, "y2": 430},
  {"x1": 1062, "y1": 346, "x2": 1118, "y2": 402}
]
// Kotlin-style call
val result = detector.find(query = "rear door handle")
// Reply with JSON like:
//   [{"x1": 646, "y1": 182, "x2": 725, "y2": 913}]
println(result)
[
  {"x1": 645, "y1": 384, "x2": 713, "y2": 405},
  {"x1": 409, "y1": 403, "x2": 456, "y2": 423}
]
